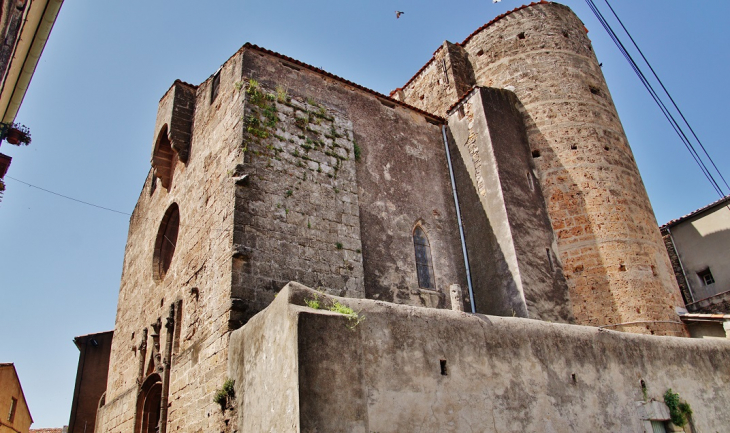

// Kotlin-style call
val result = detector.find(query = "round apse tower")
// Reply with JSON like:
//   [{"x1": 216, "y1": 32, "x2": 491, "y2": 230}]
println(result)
[{"x1": 460, "y1": 2, "x2": 685, "y2": 335}]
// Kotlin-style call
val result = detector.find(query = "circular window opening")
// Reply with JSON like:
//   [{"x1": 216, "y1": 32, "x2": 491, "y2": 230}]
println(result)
[{"x1": 153, "y1": 203, "x2": 180, "y2": 282}]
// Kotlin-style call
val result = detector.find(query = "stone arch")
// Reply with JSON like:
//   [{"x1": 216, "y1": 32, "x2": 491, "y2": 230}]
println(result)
[
  {"x1": 151, "y1": 124, "x2": 177, "y2": 191},
  {"x1": 413, "y1": 223, "x2": 435, "y2": 289},
  {"x1": 135, "y1": 373, "x2": 163, "y2": 433},
  {"x1": 153, "y1": 203, "x2": 180, "y2": 282}
]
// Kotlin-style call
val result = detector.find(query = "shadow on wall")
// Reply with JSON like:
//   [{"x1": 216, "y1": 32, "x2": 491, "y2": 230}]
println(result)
[
  {"x1": 445, "y1": 127, "x2": 524, "y2": 317},
  {"x1": 515, "y1": 99, "x2": 617, "y2": 327}
]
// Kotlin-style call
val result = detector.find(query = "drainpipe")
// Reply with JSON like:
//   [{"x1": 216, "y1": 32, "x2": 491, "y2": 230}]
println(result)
[{"x1": 442, "y1": 125, "x2": 475, "y2": 313}]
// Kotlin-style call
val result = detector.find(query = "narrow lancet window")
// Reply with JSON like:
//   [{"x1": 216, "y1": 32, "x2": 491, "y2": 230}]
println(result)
[{"x1": 413, "y1": 226, "x2": 435, "y2": 289}]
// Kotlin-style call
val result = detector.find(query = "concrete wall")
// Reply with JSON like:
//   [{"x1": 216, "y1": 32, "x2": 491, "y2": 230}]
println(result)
[
  {"x1": 396, "y1": 2, "x2": 684, "y2": 335},
  {"x1": 446, "y1": 87, "x2": 572, "y2": 322},
  {"x1": 232, "y1": 283, "x2": 730, "y2": 433},
  {"x1": 667, "y1": 204, "x2": 730, "y2": 302},
  {"x1": 68, "y1": 332, "x2": 113, "y2": 433}
]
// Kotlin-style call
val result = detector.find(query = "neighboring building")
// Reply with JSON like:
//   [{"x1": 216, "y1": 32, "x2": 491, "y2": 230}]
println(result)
[
  {"x1": 661, "y1": 195, "x2": 730, "y2": 311},
  {"x1": 0, "y1": 0, "x2": 64, "y2": 197},
  {"x1": 78, "y1": 2, "x2": 730, "y2": 433},
  {"x1": 0, "y1": 0, "x2": 64, "y2": 123},
  {"x1": 30, "y1": 428, "x2": 66, "y2": 433},
  {"x1": 0, "y1": 363, "x2": 33, "y2": 433},
  {"x1": 67, "y1": 332, "x2": 112, "y2": 433},
  {"x1": 661, "y1": 195, "x2": 730, "y2": 338}
]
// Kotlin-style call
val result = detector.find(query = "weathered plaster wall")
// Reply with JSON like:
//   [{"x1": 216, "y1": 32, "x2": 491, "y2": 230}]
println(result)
[
  {"x1": 234, "y1": 284, "x2": 730, "y2": 433},
  {"x1": 447, "y1": 87, "x2": 572, "y2": 322},
  {"x1": 227, "y1": 282, "x2": 301, "y2": 432},
  {"x1": 239, "y1": 49, "x2": 467, "y2": 309},
  {"x1": 667, "y1": 205, "x2": 730, "y2": 301},
  {"x1": 97, "y1": 53, "x2": 245, "y2": 433},
  {"x1": 398, "y1": 2, "x2": 683, "y2": 335}
]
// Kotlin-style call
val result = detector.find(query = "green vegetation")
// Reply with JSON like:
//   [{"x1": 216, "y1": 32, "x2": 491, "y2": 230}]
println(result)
[
  {"x1": 328, "y1": 300, "x2": 364, "y2": 330},
  {"x1": 213, "y1": 378, "x2": 235, "y2": 410},
  {"x1": 303, "y1": 292, "x2": 364, "y2": 330},
  {"x1": 353, "y1": 141, "x2": 361, "y2": 161},
  {"x1": 304, "y1": 293, "x2": 321, "y2": 309},
  {"x1": 276, "y1": 85, "x2": 289, "y2": 103},
  {"x1": 664, "y1": 389, "x2": 692, "y2": 427},
  {"x1": 336, "y1": 242, "x2": 343, "y2": 249}
]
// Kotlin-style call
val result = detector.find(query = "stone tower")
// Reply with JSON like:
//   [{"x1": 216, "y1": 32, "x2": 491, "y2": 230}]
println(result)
[{"x1": 394, "y1": 1, "x2": 685, "y2": 335}]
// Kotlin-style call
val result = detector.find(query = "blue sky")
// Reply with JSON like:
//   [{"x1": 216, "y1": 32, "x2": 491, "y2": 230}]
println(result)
[{"x1": 1, "y1": 0, "x2": 728, "y2": 428}]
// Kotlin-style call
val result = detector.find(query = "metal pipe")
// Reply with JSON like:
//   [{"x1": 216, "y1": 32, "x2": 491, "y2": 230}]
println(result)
[{"x1": 441, "y1": 125, "x2": 475, "y2": 313}]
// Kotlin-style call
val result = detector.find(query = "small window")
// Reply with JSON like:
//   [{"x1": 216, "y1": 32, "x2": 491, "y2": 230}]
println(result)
[
  {"x1": 153, "y1": 204, "x2": 180, "y2": 282},
  {"x1": 210, "y1": 71, "x2": 221, "y2": 103},
  {"x1": 698, "y1": 268, "x2": 715, "y2": 286},
  {"x1": 413, "y1": 226, "x2": 435, "y2": 289},
  {"x1": 7, "y1": 397, "x2": 16, "y2": 423}
]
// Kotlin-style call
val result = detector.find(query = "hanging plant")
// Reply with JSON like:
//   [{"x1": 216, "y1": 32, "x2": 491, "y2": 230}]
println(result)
[{"x1": 4, "y1": 123, "x2": 31, "y2": 145}]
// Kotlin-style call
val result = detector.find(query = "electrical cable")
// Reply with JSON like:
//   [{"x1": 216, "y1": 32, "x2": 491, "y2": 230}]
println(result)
[
  {"x1": 601, "y1": 0, "x2": 730, "y2": 194},
  {"x1": 585, "y1": 0, "x2": 726, "y2": 198},
  {"x1": 7, "y1": 175, "x2": 131, "y2": 215},
  {"x1": 4, "y1": 175, "x2": 231, "y2": 232}
]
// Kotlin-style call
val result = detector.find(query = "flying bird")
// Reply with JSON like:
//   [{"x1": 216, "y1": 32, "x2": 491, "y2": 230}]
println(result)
[
  {"x1": 493, "y1": 0, "x2": 501, "y2": 3},
  {"x1": 396, "y1": 11, "x2": 404, "y2": 19}
]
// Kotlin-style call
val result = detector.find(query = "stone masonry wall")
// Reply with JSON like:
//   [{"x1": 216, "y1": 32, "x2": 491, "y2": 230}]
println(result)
[
  {"x1": 97, "y1": 53, "x2": 245, "y2": 432},
  {"x1": 398, "y1": 2, "x2": 684, "y2": 335},
  {"x1": 230, "y1": 76, "x2": 365, "y2": 325},
  {"x1": 239, "y1": 48, "x2": 467, "y2": 310}
]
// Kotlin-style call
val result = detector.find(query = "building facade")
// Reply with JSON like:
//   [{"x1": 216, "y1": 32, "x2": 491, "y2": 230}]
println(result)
[{"x1": 91, "y1": 3, "x2": 697, "y2": 432}]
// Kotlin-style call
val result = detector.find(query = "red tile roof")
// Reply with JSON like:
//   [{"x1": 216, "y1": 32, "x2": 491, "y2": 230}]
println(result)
[{"x1": 660, "y1": 195, "x2": 730, "y2": 229}]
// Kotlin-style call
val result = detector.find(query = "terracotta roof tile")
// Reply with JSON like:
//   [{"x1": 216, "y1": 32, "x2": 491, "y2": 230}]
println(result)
[{"x1": 661, "y1": 195, "x2": 730, "y2": 229}]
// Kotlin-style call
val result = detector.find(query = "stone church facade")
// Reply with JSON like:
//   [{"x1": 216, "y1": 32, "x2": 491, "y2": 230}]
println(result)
[{"x1": 85, "y1": 3, "x2": 725, "y2": 433}]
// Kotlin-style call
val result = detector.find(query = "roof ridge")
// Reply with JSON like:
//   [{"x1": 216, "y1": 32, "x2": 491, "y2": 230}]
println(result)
[
  {"x1": 241, "y1": 43, "x2": 444, "y2": 123},
  {"x1": 392, "y1": 1, "x2": 551, "y2": 96},
  {"x1": 661, "y1": 195, "x2": 730, "y2": 229}
]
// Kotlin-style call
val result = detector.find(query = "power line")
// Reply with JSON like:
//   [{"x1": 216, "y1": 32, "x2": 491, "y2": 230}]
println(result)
[
  {"x1": 7, "y1": 175, "x2": 131, "y2": 215},
  {"x1": 4, "y1": 176, "x2": 231, "y2": 233},
  {"x1": 600, "y1": 0, "x2": 730, "y2": 194},
  {"x1": 585, "y1": 0, "x2": 728, "y2": 198}
]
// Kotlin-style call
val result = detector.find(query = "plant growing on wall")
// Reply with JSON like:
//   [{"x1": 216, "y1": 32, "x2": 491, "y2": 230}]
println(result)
[
  {"x1": 213, "y1": 378, "x2": 236, "y2": 411},
  {"x1": 663, "y1": 389, "x2": 692, "y2": 427}
]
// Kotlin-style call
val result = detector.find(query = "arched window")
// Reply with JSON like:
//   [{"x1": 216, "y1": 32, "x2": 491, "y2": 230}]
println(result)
[
  {"x1": 153, "y1": 204, "x2": 180, "y2": 282},
  {"x1": 136, "y1": 374, "x2": 162, "y2": 433},
  {"x1": 413, "y1": 226, "x2": 435, "y2": 289},
  {"x1": 152, "y1": 125, "x2": 176, "y2": 191}
]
